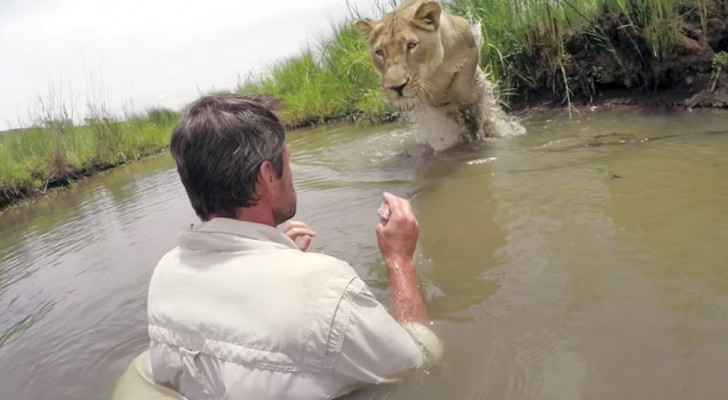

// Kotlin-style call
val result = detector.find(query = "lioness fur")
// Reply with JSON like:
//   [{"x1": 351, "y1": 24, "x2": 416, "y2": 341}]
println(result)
[{"x1": 356, "y1": 0, "x2": 495, "y2": 146}]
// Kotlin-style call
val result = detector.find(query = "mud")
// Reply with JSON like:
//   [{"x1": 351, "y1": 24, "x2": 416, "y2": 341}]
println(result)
[{"x1": 511, "y1": 0, "x2": 728, "y2": 110}]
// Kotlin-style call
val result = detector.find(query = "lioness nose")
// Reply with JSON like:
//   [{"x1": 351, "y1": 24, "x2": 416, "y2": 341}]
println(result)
[{"x1": 389, "y1": 80, "x2": 408, "y2": 96}]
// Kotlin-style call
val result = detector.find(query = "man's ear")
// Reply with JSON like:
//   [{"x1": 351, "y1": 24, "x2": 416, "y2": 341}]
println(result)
[
  {"x1": 355, "y1": 19, "x2": 376, "y2": 41},
  {"x1": 257, "y1": 160, "x2": 277, "y2": 193},
  {"x1": 412, "y1": 1, "x2": 441, "y2": 31}
]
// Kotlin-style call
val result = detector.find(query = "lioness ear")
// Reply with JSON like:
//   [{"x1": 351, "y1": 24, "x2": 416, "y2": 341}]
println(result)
[
  {"x1": 413, "y1": 1, "x2": 441, "y2": 31},
  {"x1": 355, "y1": 19, "x2": 375, "y2": 40}
]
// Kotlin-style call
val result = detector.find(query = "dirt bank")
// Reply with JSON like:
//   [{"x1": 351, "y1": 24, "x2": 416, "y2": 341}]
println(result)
[
  {"x1": 511, "y1": 1, "x2": 728, "y2": 110},
  {"x1": 0, "y1": 152, "x2": 166, "y2": 215}
]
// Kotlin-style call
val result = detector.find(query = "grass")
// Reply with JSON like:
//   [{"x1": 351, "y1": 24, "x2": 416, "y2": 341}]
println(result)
[
  {"x1": 237, "y1": 23, "x2": 391, "y2": 126},
  {"x1": 711, "y1": 50, "x2": 728, "y2": 90},
  {"x1": 714, "y1": 51, "x2": 728, "y2": 69},
  {"x1": 0, "y1": 106, "x2": 178, "y2": 209},
  {"x1": 239, "y1": 0, "x2": 726, "y2": 115},
  {"x1": 454, "y1": 0, "x2": 727, "y2": 102},
  {"x1": 2, "y1": 0, "x2": 725, "y2": 209}
]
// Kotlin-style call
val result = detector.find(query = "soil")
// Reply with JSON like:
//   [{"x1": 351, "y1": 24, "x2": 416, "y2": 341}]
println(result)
[{"x1": 510, "y1": 0, "x2": 728, "y2": 111}]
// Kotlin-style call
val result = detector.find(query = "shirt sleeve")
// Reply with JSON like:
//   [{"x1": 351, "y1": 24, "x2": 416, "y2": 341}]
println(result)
[{"x1": 332, "y1": 278, "x2": 443, "y2": 385}]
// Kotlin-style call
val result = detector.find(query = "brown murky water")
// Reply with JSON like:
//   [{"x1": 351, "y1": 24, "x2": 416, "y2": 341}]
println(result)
[{"x1": 1, "y1": 108, "x2": 727, "y2": 400}]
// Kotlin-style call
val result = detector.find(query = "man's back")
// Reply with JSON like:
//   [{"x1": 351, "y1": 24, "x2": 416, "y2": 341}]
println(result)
[{"x1": 147, "y1": 218, "x2": 423, "y2": 399}]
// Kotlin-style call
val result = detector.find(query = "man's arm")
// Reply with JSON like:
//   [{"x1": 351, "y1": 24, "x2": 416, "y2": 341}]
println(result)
[
  {"x1": 331, "y1": 278, "x2": 441, "y2": 391},
  {"x1": 376, "y1": 192, "x2": 429, "y2": 325},
  {"x1": 330, "y1": 193, "x2": 441, "y2": 394},
  {"x1": 382, "y1": 249, "x2": 429, "y2": 325}
]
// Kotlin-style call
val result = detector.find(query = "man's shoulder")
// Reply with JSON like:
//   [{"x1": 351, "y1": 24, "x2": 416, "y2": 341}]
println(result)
[
  {"x1": 152, "y1": 245, "x2": 361, "y2": 290},
  {"x1": 292, "y1": 250, "x2": 363, "y2": 287},
  {"x1": 297, "y1": 250, "x2": 354, "y2": 269},
  {"x1": 150, "y1": 245, "x2": 184, "y2": 274}
]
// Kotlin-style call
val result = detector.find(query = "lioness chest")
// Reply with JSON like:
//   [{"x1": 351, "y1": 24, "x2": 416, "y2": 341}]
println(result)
[{"x1": 424, "y1": 50, "x2": 475, "y2": 105}]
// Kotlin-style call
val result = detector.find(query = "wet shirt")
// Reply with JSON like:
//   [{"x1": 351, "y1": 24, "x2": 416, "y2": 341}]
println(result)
[{"x1": 146, "y1": 218, "x2": 441, "y2": 400}]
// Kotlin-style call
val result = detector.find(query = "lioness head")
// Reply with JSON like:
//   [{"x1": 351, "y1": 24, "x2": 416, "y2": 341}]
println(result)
[{"x1": 355, "y1": 1, "x2": 444, "y2": 109}]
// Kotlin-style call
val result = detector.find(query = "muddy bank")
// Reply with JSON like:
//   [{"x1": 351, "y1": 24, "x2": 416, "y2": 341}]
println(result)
[
  {"x1": 510, "y1": 1, "x2": 728, "y2": 110},
  {"x1": 512, "y1": 73, "x2": 728, "y2": 111},
  {"x1": 0, "y1": 151, "x2": 166, "y2": 214}
]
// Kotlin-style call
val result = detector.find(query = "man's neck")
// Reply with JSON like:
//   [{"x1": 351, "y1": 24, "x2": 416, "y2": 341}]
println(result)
[
  {"x1": 235, "y1": 205, "x2": 276, "y2": 227},
  {"x1": 205, "y1": 205, "x2": 276, "y2": 227}
]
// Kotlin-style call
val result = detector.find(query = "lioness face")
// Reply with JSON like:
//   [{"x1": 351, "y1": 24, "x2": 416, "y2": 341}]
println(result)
[{"x1": 356, "y1": 1, "x2": 444, "y2": 109}]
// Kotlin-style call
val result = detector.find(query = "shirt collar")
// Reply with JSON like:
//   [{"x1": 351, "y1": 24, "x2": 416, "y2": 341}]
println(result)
[{"x1": 179, "y1": 217, "x2": 298, "y2": 251}]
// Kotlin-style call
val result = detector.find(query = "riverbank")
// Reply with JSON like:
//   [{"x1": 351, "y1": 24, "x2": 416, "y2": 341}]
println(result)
[
  {"x1": 239, "y1": 0, "x2": 727, "y2": 120},
  {"x1": 490, "y1": 0, "x2": 728, "y2": 111},
  {"x1": 3, "y1": 0, "x2": 727, "y2": 213},
  {"x1": 510, "y1": 72, "x2": 728, "y2": 111},
  {"x1": 0, "y1": 110, "x2": 178, "y2": 212},
  {"x1": 461, "y1": 0, "x2": 727, "y2": 106},
  {"x1": 0, "y1": 107, "x2": 400, "y2": 214}
]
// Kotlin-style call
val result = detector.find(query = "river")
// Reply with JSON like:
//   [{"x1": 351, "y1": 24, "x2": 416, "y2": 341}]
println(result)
[{"x1": 1, "y1": 108, "x2": 727, "y2": 399}]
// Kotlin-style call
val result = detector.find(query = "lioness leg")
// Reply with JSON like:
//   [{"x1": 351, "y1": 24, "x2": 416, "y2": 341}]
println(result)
[
  {"x1": 450, "y1": 104, "x2": 479, "y2": 142},
  {"x1": 448, "y1": 47, "x2": 482, "y2": 106}
]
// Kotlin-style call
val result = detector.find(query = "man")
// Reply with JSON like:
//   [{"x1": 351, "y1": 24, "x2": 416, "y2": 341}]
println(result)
[{"x1": 112, "y1": 94, "x2": 441, "y2": 400}]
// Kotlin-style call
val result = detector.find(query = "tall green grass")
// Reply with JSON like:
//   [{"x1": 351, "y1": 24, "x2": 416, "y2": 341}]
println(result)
[
  {"x1": 453, "y1": 0, "x2": 728, "y2": 105},
  {"x1": 0, "y1": 106, "x2": 178, "y2": 208},
  {"x1": 238, "y1": 24, "x2": 390, "y2": 126},
  {"x1": 240, "y1": 0, "x2": 724, "y2": 115}
]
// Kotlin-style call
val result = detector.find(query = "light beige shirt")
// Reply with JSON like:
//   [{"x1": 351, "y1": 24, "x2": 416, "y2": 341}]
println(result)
[{"x1": 144, "y1": 218, "x2": 442, "y2": 400}]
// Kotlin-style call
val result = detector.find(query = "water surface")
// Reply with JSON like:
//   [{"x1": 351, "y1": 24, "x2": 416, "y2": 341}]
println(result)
[{"x1": 1, "y1": 107, "x2": 727, "y2": 399}]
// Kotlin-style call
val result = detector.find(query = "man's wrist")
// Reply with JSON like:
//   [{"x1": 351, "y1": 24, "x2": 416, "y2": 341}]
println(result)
[{"x1": 384, "y1": 256, "x2": 414, "y2": 272}]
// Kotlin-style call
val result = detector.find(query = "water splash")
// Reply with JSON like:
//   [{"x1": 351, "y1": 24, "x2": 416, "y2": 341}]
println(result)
[
  {"x1": 405, "y1": 75, "x2": 526, "y2": 152},
  {"x1": 406, "y1": 106, "x2": 464, "y2": 152},
  {"x1": 479, "y1": 74, "x2": 528, "y2": 139},
  {"x1": 403, "y1": 20, "x2": 526, "y2": 152}
]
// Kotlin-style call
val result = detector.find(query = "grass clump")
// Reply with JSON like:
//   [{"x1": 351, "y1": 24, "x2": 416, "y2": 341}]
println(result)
[
  {"x1": 450, "y1": 0, "x2": 723, "y2": 104},
  {"x1": 710, "y1": 51, "x2": 728, "y2": 91},
  {"x1": 0, "y1": 103, "x2": 178, "y2": 210},
  {"x1": 713, "y1": 51, "x2": 728, "y2": 69},
  {"x1": 238, "y1": 24, "x2": 390, "y2": 127}
]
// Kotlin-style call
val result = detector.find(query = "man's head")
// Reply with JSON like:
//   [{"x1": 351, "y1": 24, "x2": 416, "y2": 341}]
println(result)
[{"x1": 170, "y1": 94, "x2": 296, "y2": 225}]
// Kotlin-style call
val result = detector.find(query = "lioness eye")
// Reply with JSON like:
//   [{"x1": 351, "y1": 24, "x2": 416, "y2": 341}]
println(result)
[
  {"x1": 375, "y1": 49, "x2": 384, "y2": 56},
  {"x1": 407, "y1": 42, "x2": 418, "y2": 50}
]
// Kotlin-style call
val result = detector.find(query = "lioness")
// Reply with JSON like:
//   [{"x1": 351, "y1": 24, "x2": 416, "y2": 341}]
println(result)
[{"x1": 356, "y1": 0, "x2": 495, "y2": 147}]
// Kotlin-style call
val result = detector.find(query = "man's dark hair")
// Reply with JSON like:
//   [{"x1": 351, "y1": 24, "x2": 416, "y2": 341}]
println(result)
[{"x1": 169, "y1": 94, "x2": 285, "y2": 220}]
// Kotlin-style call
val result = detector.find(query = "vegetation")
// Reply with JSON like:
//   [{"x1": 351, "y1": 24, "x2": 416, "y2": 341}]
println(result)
[
  {"x1": 711, "y1": 51, "x2": 728, "y2": 90},
  {"x1": 3, "y1": 0, "x2": 726, "y2": 209},
  {"x1": 0, "y1": 105, "x2": 178, "y2": 210},
  {"x1": 239, "y1": 0, "x2": 728, "y2": 117},
  {"x1": 715, "y1": 51, "x2": 728, "y2": 68},
  {"x1": 238, "y1": 23, "x2": 390, "y2": 127},
  {"x1": 451, "y1": 0, "x2": 727, "y2": 103}
]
